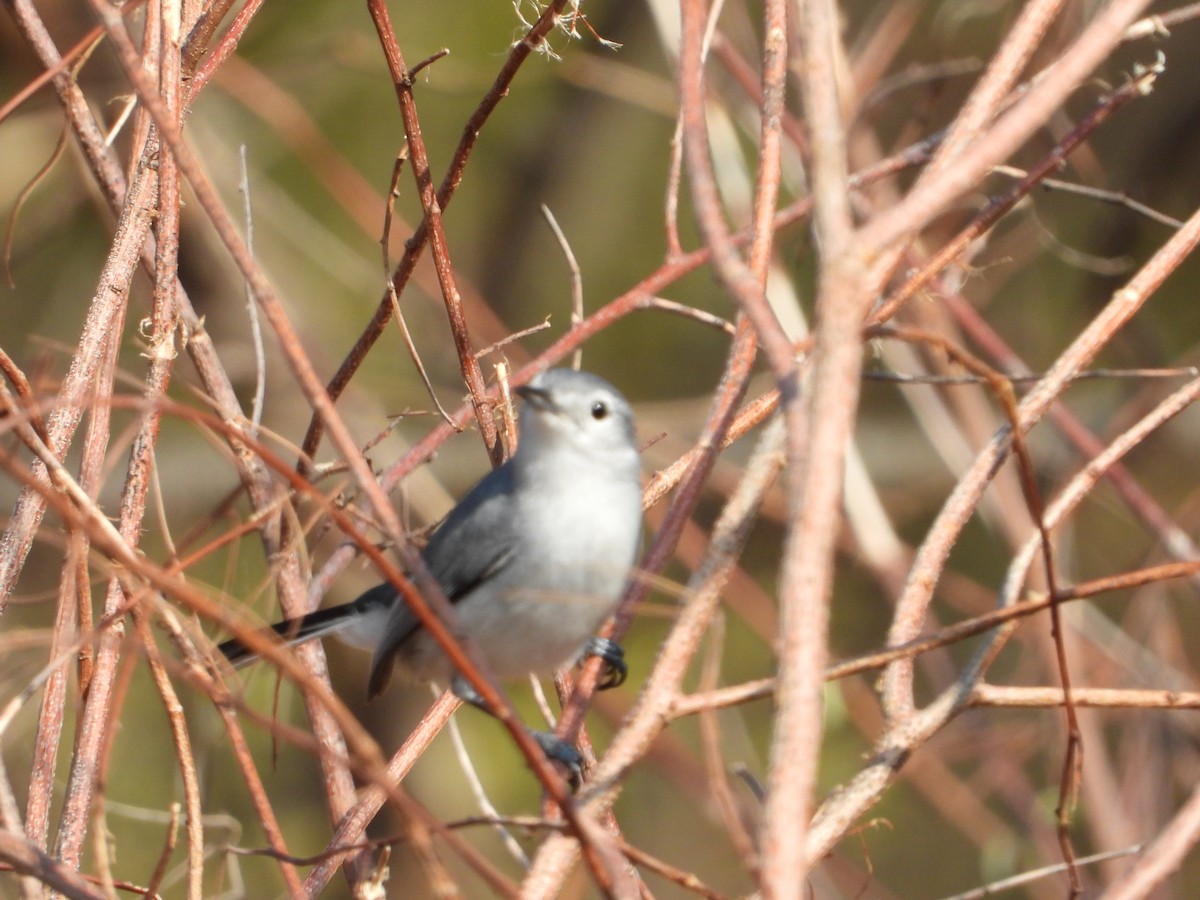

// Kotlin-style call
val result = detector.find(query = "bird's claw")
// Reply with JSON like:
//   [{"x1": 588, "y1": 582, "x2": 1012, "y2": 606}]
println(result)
[
  {"x1": 531, "y1": 729, "x2": 583, "y2": 788},
  {"x1": 584, "y1": 636, "x2": 627, "y2": 689}
]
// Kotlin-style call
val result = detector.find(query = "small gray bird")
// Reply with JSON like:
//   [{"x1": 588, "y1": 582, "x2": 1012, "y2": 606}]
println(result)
[{"x1": 220, "y1": 368, "x2": 644, "y2": 767}]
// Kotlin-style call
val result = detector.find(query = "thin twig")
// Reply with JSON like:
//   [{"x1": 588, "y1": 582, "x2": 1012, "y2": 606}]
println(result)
[{"x1": 540, "y1": 204, "x2": 585, "y2": 371}]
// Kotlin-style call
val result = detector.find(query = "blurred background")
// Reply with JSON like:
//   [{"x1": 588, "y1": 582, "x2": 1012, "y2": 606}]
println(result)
[{"x1": 5, "y1": 0, "x2": 1200, "y2": 896}]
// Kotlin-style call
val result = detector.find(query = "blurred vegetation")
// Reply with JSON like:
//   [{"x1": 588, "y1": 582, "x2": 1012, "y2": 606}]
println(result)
[{"x1": 5, "y1": 0, "x2": 1200, "y2": 897}]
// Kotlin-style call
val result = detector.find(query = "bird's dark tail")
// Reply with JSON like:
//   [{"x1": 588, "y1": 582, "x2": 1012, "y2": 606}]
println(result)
[{"x1": 218, "y1": 584, "x2": 397, "y2": 667}]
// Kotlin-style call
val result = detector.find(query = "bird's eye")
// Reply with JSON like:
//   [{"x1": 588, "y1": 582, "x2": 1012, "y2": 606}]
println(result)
[{"x1": 591, "y1": 401, "x2": 608, "y2": 420}]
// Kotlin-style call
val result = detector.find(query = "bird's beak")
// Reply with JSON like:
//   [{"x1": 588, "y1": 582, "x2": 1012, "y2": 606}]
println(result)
[{"x1": 515, "y1": 383, "x2": 557, "y2": 412}]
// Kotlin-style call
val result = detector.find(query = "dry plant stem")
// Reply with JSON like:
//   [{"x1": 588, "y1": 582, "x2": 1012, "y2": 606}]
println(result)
[
  {"x1": 298, "y1": 0, "x2": 573, "y2": 465},
  {"x1": 859, "y1": 0, "x2": 1153, "y2": 262},
  {"x1": 84, "y1": 6, "x2": 618, "y2": 889},
  {"x1": 56, "y1": 337, "x2": 202, "y2": 882},
  {"x1": 886, "y1": 201, "x2": 1200, "y2": 710},
  {"x1": 539, "y1": 206, "x2": 585, "y2": 371},
  {"x1": 125, "y1": 425, "x2": 520, "y2": 894},
  {"x1": 4, "y1": 437, "x2": 321, "y2": 713},
  {"x1": 990, "y1": 371, "x2": 1200, "y2": 702},
  {"x1": 0, "y1": 831, "x2": 105, "y2": 900},
  {"x1": 73, "y1": 0, "x2": 285, "y2": 574},
  {"x1": 144, "y1": 802, "x2": 179, "y2": 900},
  {"x1": 1029, "y1": 378, "x2": 1200, "y2": 586},
  {"x1": 128, "y1": 0, "x2": 160, "y2": 190},
  {"x1": 302, "y1": 695, "x2": 521, "y2": 899},
  {"x1": 867, "y1": 0, "x2": 1067, "y2": 294},
  {"x1": 0, "y1": 160, "x2": 148, "y2": 604},
  {"x1": 303, "y1": 693, "x2": 457, "y2": 893},
  {"x1": 878, "y1": 0, "x2": 1160, "y2": 715},
  {"x1": 156, "y1": 661, "x2": 460, "y2": 893},
  {"x1": 676, "y1": 551, "x2": 1200, "y2": 718},
  {"x1": 617, "y1": 840, "x2": 728, "y2": 900},
  {"x1": 131, "y1": 627, "x2": 205, "y2": 900},
  {"x1": 445, "y1": 709, "x2": 530, "y2": 868},
  {"x1": 89, "y1": 646, "x2": 139, "y2": 897},
  {"x1": 0, "y1": 759, "x2": 38, "y2": 895},
  {"x1": 211, "y1": 696, "x2": 303, "y2": 891},
  {"x1": 237, "y1": 146, "x2": 267, "y2": 431},
  {"x1": 679, "y1": 0, "x2": 793, "y2": 379},
  {"x1": 873, "y1": 69, "x2": 1156, "y2": 325},
  {"x1": 939, "y1": 845, "x2": 1145, "y2": 900},
  {"x1": 804, "y1": 0, "x2": 1170, "y2": 879},
  {"x1": 697, "y1": 616, "x2": 759, "y2": 874},
  {"x1": 23, "y1": 538, "x2": 80, "y2": 848},
  {"x1": 255, "y1": 554, "x2": 358, "y2": 864},
  {"x1": 0, "y1": 350, "x2": 47, "y2": 441},
  {"x1": 992, "y1": 166, "x2": 1185, "y2": 228},
  {"x1": 5, "y1": 0, "x2": 294, "y2": 616},
  {"x1": 176, "y1": 116, "x2": 362, "y2": 888},
  {"x1": 971, "y1": 686, "x2": 1200, "y2": 709},
  {"x1": 999, "y1": 388, "x2": 1081, "y2": 892},
  {"x1": 811, "y1": 205, "x2": 1200, "y2": 867},
  {"x1": 1127, "y1": 1, "x2": 1200, "y2": 36},
  {"x1": 761, "y1": 0, "x2": 863, "y2": 894},
  {"x1": 872, "y1": 321, "x2": 1083, "y2": 883},
  {"x1": 210, "y1": 57, "x2": 420, "y2": 270},
  {"x1": 142, "y1": 0, "x2": 208, "y2": 891},
  {"x1": 5, "y1": 0, "x2": 337, "y2": 883},
  {"x1": 23, "y1": 318, "x2": 119, "y2": 851},
  {"x1": 668, "y1": 0, "x2": 827, "y2": 887},
  {"x1": 0, "y1": 24, "x2": 105, "y2": 126},
  {"x1": 185, "y1": 0, "x2": 267, "y2": 98},
  {"x1": 383, "y1": 147, "x2": 455, "y2": 427},
  {"x1": 189, "y1": 62, "x2": 366, "y2": 870},
  {"x1": 943, "y1": 289, "x2": 1200, "y2": 592},
  {"x1": 2, "y1": 0, "x2": 161, "y2": 524},
  {"x1": 364, "y1": 0, "x2": 499, "y2": 465},
  {"x1": 181, "y1": 0, "x2": 239, "y2": 71},
  {"x1": 2, "y1": 0, "x2": 127, "y2": 203},
  {"x1": 642, "y1": 387, "x2": 779, "y2": 508},
  {"x1": 625, "y1": 7, "x2": 789, "y2": 768},
  {"x1": 671, "y1": 553, "x2": 1200, "y2": 720},
  {"x1": 522, "y1": 414, "x2": 787, "y2": 896},
  {"x1": 712, "y1": 34, "x2": 808, "y2": 154},
  {"x1": 46, "y1": 0, "x2": 211, "y2": 879},
  {"x1": 0, "y1": 421, "x2": 461, "y2": 878},
  {"x1": 664, "y1": 116, "x2": 685, "y2": 258},
  {"x1": 47, "y1": 298, "x2": 134, "y2": 875},
  {"x1": 2, "y1": 0, "x2": 253, "y2": 733},
  {"x1": 51, "y1": 413, "x2": 519, "y2": 898},
  {"x1": 1094, "y1": 757, "x2": 1200, "y2": 896}
]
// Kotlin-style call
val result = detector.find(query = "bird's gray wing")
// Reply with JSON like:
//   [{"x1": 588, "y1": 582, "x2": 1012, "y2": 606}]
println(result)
[
  {"x1": 421, "y1": 461, "x2": 519, "y2": 602},
  {"x1": 368, "y1": 462, "x2": 519, "y2": 695}
]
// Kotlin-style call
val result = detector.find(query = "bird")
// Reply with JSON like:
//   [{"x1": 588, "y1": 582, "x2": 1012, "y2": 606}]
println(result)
[{"x1": 219, "y1": 368, "x2": 644, "y2": 768}]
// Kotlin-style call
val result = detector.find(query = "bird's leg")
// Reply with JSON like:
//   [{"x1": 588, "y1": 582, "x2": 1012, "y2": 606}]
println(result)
[{"x1": 449, "y1": 674, "x2": 583, "y2": 779}]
